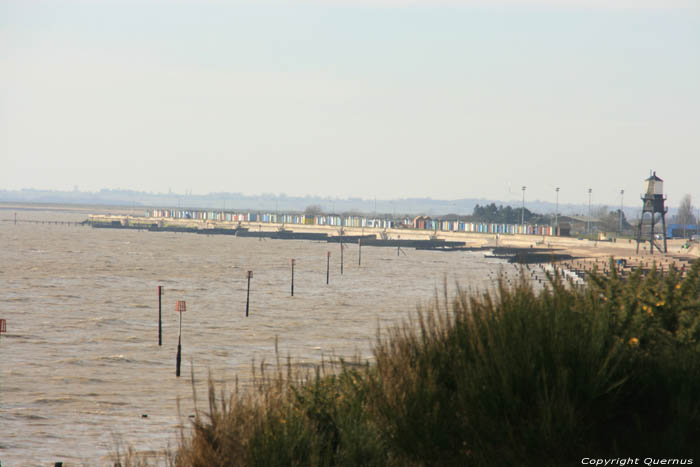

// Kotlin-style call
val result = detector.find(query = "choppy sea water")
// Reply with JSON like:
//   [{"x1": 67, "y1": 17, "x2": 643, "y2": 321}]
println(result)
[{"x1": 0, "y1": 208, "x2": 514, "y2": 465}]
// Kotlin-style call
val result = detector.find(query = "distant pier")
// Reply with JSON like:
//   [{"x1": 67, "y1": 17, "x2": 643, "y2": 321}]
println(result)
[{"x1": 2, "y1": 218, "x2": 88, "y2": 227}]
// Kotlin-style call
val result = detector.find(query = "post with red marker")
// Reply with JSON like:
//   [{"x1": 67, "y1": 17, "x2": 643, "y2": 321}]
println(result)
[
  {"x1": 175, "y1": 300, "x2": 186, "y2": 377},
  {"x1": 0, "y1": 318, "x2": 6, "y2": 343}
]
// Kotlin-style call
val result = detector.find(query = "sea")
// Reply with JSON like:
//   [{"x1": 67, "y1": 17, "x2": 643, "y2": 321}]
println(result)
[{"x1": 0, "y1": 207, "x2": 515, "y2": 465}]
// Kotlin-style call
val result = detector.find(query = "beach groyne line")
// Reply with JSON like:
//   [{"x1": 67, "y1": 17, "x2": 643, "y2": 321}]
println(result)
[{"x1": 86, "y1": 216, "x2": 473, "y2": 251}]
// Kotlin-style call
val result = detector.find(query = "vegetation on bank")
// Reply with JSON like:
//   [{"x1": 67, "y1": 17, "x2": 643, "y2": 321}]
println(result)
[{"x1": 122, "y1": 260, "x2": 700, "y2": 466}]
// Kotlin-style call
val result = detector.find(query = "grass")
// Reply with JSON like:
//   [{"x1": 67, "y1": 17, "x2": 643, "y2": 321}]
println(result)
[{"x1": 119, "y1": 259, "x2": 700, "y2": 466}]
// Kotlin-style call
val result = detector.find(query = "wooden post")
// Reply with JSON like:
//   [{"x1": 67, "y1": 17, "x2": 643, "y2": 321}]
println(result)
[
  {"x1": 158, "y1": 286, "x2": 163, "y2": 346},
  {"x1": 341, "y1": 242, "x2": 344, "y2": 275},
  {"x1": 326, "y1": 252, "x2": 330, "y2": 285},
  {"x1": 175, "y1": 300, "x2": 186, "y2": 377},
  {"x1": 176, "y1": 334, "x2": 181, "y2": 377},
  {"x1": 290, "y1": 259, "x2": 295, "y2": 296},
  {"x1": 358, "y1": 239, "x2": 362, "y2": 266},
  {"x1": 246, "y1": 271, "x2": 253, "y2": 316}
]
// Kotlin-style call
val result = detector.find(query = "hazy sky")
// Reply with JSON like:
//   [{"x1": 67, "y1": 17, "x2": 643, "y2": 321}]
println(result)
[{"x1": 2, "y1": 0, "x2": 698, "y2": 207}]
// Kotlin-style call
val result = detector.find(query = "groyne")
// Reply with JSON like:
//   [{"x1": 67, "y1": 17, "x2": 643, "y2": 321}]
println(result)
[
  {"x1": 86, "y1": 214, "x2": 472, "y2": 252},
  {"x1": 85, "y1": 213, "x2": 699, "y2": 266},
  {"x1": 86, "y1": 214, "x2": 562, "y2": 258}
]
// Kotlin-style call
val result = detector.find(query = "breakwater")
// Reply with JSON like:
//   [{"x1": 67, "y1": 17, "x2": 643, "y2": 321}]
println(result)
[
  {"x1": 85, "y1": 214, "x2": 584, "y2": 262},
  {"x1": 86, "y1": 215, "x2": 568, "y2": 260},
  {"x1": 85, "y1": 213, "x2": 699, "y2": 267},
  {"x1": 87, "y1": 214, "x2": 470, "y2": 251}
]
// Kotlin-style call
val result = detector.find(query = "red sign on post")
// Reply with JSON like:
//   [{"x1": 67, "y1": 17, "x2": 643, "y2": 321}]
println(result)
[
  {"x1": 0, "y1": 319, "x2": 6, "y2": 333},
  {"x1": 175, "y1": 301, "x2": 186, "y2": 313}
]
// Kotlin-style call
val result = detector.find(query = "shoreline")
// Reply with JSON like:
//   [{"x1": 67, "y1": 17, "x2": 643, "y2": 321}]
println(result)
[{"x1": 86, "y1": 214, "x2": 700, "y2": 266}]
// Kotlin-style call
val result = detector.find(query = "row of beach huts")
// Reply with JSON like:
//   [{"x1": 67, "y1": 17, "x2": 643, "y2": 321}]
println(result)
[{"x1": 146, "y1": 209, "x2": 557, "y2": 236}]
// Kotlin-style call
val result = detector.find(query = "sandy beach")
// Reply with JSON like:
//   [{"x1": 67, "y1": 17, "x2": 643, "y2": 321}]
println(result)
[{"x1": 87, "y1": 213, "x2": 700, "y2": 270}]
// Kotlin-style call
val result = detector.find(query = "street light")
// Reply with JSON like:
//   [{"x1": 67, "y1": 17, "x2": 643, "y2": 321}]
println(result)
[
  {"x1": 521, "y1": 186, "x2": 527, "y2": 231},
  {"x1": 587, "y1": 188, "x2": 592, "y2": 235},
  {"x1": 555, "y1": 187, "x2": 560, "y2": 236},
  {"x1": 619, "y1": 189, "x2": 624, "y2": 234}
]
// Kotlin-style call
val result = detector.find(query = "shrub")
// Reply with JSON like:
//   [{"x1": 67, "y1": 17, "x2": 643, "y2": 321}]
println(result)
[{"x1": 165, "y1": 259, "x2": 700, "y2": 466}]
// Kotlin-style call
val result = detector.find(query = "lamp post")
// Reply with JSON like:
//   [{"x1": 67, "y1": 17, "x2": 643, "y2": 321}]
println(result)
[
  {"x1": 587, "y1": 188, "x2": 592, "y2": 235},
  {"x1": 521, "y1": 186, "x2": 526, "y2": 231},
  {"x1": 619, "y1": 189, "x2": 624, "y2": 235},
  {"x1": 555, "y1": 187, "x2": 560, "y2": 236}
]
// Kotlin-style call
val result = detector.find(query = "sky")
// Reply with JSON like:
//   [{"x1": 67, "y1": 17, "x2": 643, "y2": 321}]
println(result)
[{"x1": 1, "y1": 0, "x2": 698, "y2": 208}]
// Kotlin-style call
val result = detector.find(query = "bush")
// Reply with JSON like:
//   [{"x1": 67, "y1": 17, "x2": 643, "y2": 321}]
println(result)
[{"x1": 166, "y1": 259, "x2": 700, "y2": 467}]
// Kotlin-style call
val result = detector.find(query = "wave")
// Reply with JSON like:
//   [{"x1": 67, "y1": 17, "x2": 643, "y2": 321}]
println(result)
[
  {"x1": 89, "y1": 317, "x2": 129, "y2": 326},
  {"x1": 97, "y1": 400, "x2": 129, "y2": 407},
  {"x1": 32, "y1": 396, "x2": 80, "y2": 405},
  {"x1": 17, "y1": 413, "x2": 50, "y2": 421},
  {"x1": 6, "y1": 296, "x2": 30, "y2": 302},
  {"x1": 96, "y1": 354, "x2": 137, "y2": 363},
  {"x1": 61, "y1": 357, "x2": 86, "y2": 366}
]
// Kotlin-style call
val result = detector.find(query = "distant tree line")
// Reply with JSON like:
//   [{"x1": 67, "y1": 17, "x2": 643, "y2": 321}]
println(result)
[
  {"x1": 470, "y1": 203, "x2": 535, "y2": 224},
  {"x1": 594, "y1": 207, "x2": 632, "y2": 233}
]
